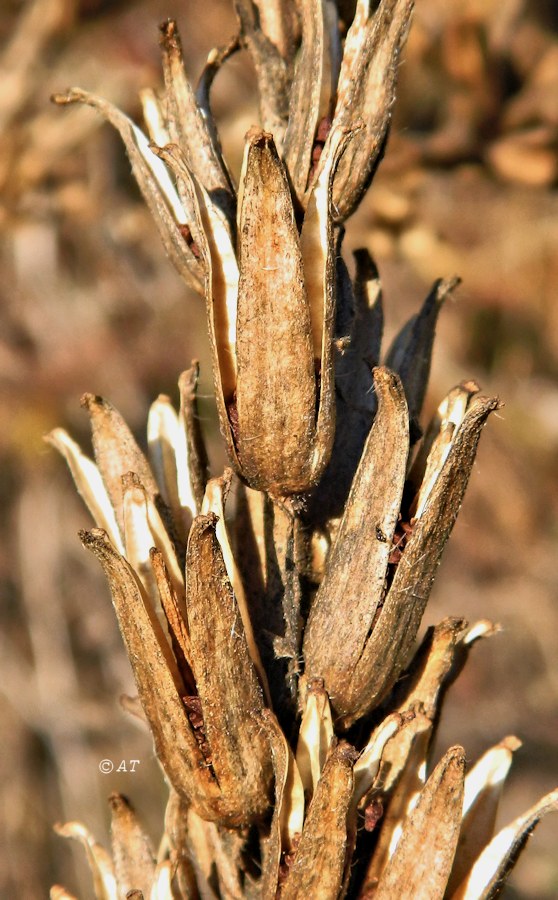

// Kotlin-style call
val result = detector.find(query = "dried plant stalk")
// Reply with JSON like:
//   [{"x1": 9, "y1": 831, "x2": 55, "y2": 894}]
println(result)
[{"x1": 49, "y1": 2, "x2": 557, "y2": 898}]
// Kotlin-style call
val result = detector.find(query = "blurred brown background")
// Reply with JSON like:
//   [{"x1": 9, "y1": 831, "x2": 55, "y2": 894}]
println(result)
[{"x1": 1, "y1": 0, "x2": 557, "y2": 896}]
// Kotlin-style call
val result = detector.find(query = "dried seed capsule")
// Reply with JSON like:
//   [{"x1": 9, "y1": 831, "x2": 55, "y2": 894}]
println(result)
[
  {"x1": 236, "y1": 130, "x2": 316, "y2": 493},
  {"x1": 303, "y1": 367, "x2": 409, "y2": 708},
  {"x1": 373, "y1": 746, "x2": 466, "y2": 899}
]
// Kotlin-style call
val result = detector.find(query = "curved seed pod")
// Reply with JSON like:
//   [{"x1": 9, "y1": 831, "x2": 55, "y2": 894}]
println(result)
[
  {"x1": 320, "y1": 0, "x2": 414, "y2": 221},
  {"x1": 153, "y1": 142, "x2": 240, "y2": 475},
  {"x1": 303, "y1": 368, "x2": 409, "y2": 705},
  {"x1": 283, "y1": 0, "x2": 338, "y2": 204},
  {"x1": 80, "y1": 529, "x2": 222, "y2": 821},
  {"x1": 446, "y1": 736, "x2": 522, "y2": 896},
  {"x1": 45, "y1": 428, "x2": 124, "y2": 553},
  {"x1": 51, "y1": 89, "x2": 204, "y2": 295},
  {"x1": 186, "y1": 515, "x2": 273, "y2": 825},
  {"x1": 53, "y1": 821, "x2": 117, "y2": 900},
  {"x1": 108, "y1": 794, "x2": 155, "y2": 900},
  {"x1": 159, "y1": 20, "x2": 235, "y2": 225},
  {"x1": 452, "y1": 789, "x2": 558, "y2": 900},
  {"x1": 374, "y1": 746, "x2": 465, "y2": 899},
  {"x1": 337, "y1": 394, "x2": 500, "y2": 727},
  {"x1": 80, "y1": 393, "x2": 159, "y2": 535},
  {"x1": 281, "y1": 741, "x2": 357, "y2": 900},
  {"x1": 378, "y1": 619, "x2": 498, "y2": 794},
  {"x1": 200, "y1": 471, "x2": 271, "y2": 705}
]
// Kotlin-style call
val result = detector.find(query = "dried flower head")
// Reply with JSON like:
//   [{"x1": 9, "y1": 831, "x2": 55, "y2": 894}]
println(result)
[
  {"x1": 52, "y1": 1, "x2": 411, "y2": 497},
  {"x1": 49, "y1": 1, "x2": 557, "y2": 897}
]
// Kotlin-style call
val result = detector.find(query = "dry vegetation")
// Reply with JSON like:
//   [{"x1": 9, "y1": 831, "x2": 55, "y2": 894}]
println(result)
[{"x1": 1, "y1": 0, "x2": 557, "y2": 897}]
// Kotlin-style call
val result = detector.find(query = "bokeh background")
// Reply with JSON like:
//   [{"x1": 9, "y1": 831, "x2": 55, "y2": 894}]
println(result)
[{"x1": 1, "y1": 0, "x2": 557, "y2": 896}]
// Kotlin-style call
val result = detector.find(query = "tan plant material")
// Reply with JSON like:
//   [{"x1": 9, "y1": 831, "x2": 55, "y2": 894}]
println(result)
[
  {"x1": 372, "y1": 745, "x2": 466, "y2": 899},
  {"x1": 49, "y1": 2, "x2": 557, "y2": 897},
  {"x1": 280, "y1": 741, "x2": 357, "y2": 899}
]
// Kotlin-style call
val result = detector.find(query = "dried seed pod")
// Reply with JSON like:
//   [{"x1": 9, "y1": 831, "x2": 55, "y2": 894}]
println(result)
[
  {"x1": 120, "y1": 471, "x2": 184, "y2": 610},
  {"x1": 51, "y1": 89, "x2": 204, "y2": 295},
  {"x1": 53, "y1": 821, "x2": 117, "y2": 900},
  {"x1": 45, "y1": 428, "x2": 124, "y2": 553},
  {"x1": 296, "y1": 677, "x2": 334, "y2": 800},
  {"x1": 446, "y1": 736, "x2": 522, "y2": 896},
  {"x1": 147, "y1": 395, "x2": 186, "y2": 532},
  {"x1": 236, "y1": 130, "x2": 316, "y2": 493},
  {"x1": 378, "y1": 618, "x2": 498, "y2": 794},
  {"x1": 359, "y1": 714, "x2": 431, "y2": 893},
  {"x1": 452, "y1": 789, "x2": 558, "y2": 900},
  {"x1": 352, "y1": 712, "x2": 409, "y2": 812},
  {"x1": 200, "y1": 471, "x2": 271, "y2": 704},
  {"x1": 258, "y1": 709, "x2": 305, "y2": 897},
  {"x1": 335, "y1": 394, "x2": 500, "y2": 727},
  {"x1": 281, "y1": 741, "x2": 357, "y2": 900},
  {"x1": 303, "y1": 367, "x2": 409, "y2": 710},
  {"x1": 159, "y1": 19, "x2": 235, "y2": 223},
  {"x1": 283, "y1": 0, "x2": 339, "y2": 204},
  {"x1": 154, "y1": 141, "x2": 241, "y2": 479},
  {"x1": 139, "y1": 87, "x2": 169, "y2": 147},
  {"x1": 80, "y1": 529, "x2": 222, "y2": 821},
  {"x1": 226, "y1": 125, "x2": 348, "y2": 494},
  {"x1": 306, "y1": 248, "x2": 383, "y2": 524},
  {"x1": 186, "y1": 514, "x2": 273, "y2": 825},
  {"x1": 361, "y1": 620, "x2": 498, "y2": 889},
  {"x1": 162, "y1": 791, "x2": 198, "y2": 898},
  {"x1": 150, "y1": 548, "x2": 194, "y2": 688},
  {"x1": 48, "y1": 5, "x2": 555, "y2": 896},
  {"x1": 178, "y1": 363, "x2": 210, "y2": 512},
  {"x1": 320, "y1": 0, "x2": 414, "y2": 221},
  {"x1": 408, "y1": 379, "x2": 480, "y2": 515},
  {"x1": 81, "y1": 393, "x2": 159, "y2": 534},
  {"x1": 108, "y1": 794, "x2": 155, "y2": 899},
  {"x1": 346, "y1": 248, "x2": 384, "y2": 409},
  {"x1": 373, "y1": 746, "x2": 465, "y2": 899}
]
